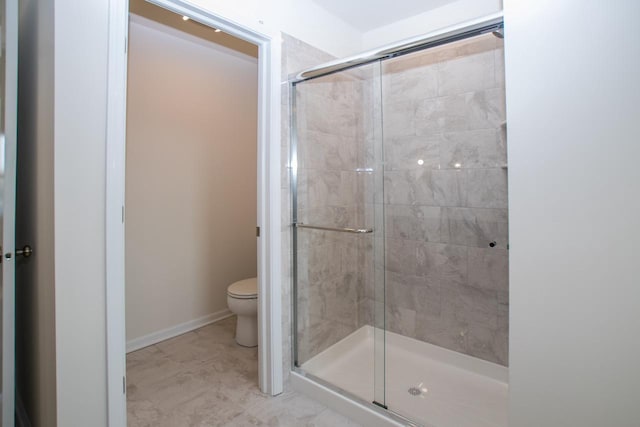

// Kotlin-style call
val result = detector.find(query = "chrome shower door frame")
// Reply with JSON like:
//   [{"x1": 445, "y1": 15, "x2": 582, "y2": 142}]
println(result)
[{"x1": 289, "y1": 12, "x2": 505, "y2": 426}]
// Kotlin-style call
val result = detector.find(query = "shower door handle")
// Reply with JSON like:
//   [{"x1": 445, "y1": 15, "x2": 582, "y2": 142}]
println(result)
[{"x1": 294, "y1": 223, "x2": 373, "y2": 234}]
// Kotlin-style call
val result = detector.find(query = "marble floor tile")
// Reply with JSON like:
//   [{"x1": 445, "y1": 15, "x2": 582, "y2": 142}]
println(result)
[{"x1": 127, "y1": 316, "x2": 361, "y2": 427}]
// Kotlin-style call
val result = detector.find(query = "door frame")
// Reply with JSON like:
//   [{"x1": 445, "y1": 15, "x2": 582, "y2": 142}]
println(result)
[
  {"x1": 2, "y1": 0, "x2": 18, "y2": 425},
  {"x1": 105, "y1": 0, "x2": 283, "y2": 425}
]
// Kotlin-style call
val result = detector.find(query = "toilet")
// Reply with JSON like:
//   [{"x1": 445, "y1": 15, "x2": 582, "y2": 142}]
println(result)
[{"x1": 227, "y1": 277, "x2": 258, "y2": 347}]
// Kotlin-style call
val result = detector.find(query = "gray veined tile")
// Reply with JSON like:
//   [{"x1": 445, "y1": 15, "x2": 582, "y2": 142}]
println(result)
[
  {"x1": 415, "y1": 242, "x2": 468, "y2": 286},
  {"x1": 386, "y1": 271, "x2": 419, "y2": 311},
  {"x1": 385, "y1": 238, "x2": 418, "y2": 275},
  {"x1": 468, "y1": 247, "x2": 509, "y2": 292},
  {"x1": 387, "y1": 306, "x2": 417, "y2": 337},
  {"x1": 299, "y1": 130, "x2": 357, "y2": 171},
  {"x1": 382, "y1": 62, "x2": 438, "y2": 104},
  {"x1": 465, "y1": 168, "x2": 508, "y2": 209},
  {"x1": 297, "y1": 280, "x2": 328, "y2": 321},
  {"x1": 386, "y1": 271, "x2": 442, "y2": 315},
  {"x1": 432, "y1": 169, "x2": 468, "y2": 207},
  {"x1": 466, "y1": 323, "x2": 505, "y2": 365},
  {"x1": 331, "y1": 283, "x2": 359, "y2": 329},
  {"x1": 437, "y1": 50, "x2": 496, "y2": 96},
  {"x1": 383, "y1": 134, "x2": 442, "y2": 171},
  {"x1": 413, "y1": 281, "x2": 443, "y2": 317},
  {"x1": 383, "y1": 99, "x2": 418, "y2": 138},
  {"x1": 306, "y1": 240, "x2": 342, "y2": 284},
  {"x1": 414, "y1": 308, "x2": 468, "y2": 355},
  {"x1": 497, "y1": 290, "x2": 509, "y2": 306},
  {"x1": 357, "y1": 298, "x2": 375, "y2": 328},
  {"x1": 304, "y1": 320, "x2": 355, "y2": 363},
  {"x1": 339, "y1": 171, "x2": 359, "y2": 206},
  {"x1": 440, "y1": 129, "x2": 505, "y2": 169},
  {"x1": 303, "y1": 91, "x2": 359, "y2": 139},
  {"x1": 304, "y1": 169, "x2": 342, "y2": 207},
  {"x1": 414, "y1": 97, "x2": 445, "y2": 136},
  {"x1": 440, "y1": 207, "x2": 508, "y2": 248},
  {"x1": 453, "y1": 284, "x2": 499, "y2": 330},
  {"x1": 385, "y1": 204, "x2": 441, "y2": 242},
  {"x1": 383, "y1": 169, "x2": 437, "y2": 206},
  {"x1": 383, "y1": 171, "x2": 414, "y2": 205},
  {"x1": 433, "y1": 89, "x2": 506, "y2": 134},
  {"x1": 495, "y1": 47, "x2": 506, "y2": 88}
]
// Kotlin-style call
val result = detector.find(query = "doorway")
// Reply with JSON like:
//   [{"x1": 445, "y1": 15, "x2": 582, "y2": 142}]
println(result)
[
  {"x1": 105, "y1": 0, "x2": 284, "y2": 424},
  {"x1": 124, "y1": 0, "x2": 260, "y2": 420},
  {"x1": 124, "y1": 0, "x2": 258, "y2": 352}
]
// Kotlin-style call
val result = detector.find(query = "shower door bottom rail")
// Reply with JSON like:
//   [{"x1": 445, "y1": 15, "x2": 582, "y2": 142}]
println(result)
[{"x1": 294, "y1": 222, "x2": 373, "y2": 234}]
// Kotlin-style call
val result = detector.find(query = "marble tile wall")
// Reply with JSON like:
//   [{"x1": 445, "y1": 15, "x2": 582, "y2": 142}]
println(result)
[
  {"x1": 293, "y1": 64, "x2": 377, "y2": 365},
  {"x1": 281, "y1": 35, "x2": 375, "y2": 377},
  {"x1": 281, "y1": 34, "x2": 336, "y2": 386},
  {"x1": 377, "y1": 34, "x2": 509, "y2": 365}
]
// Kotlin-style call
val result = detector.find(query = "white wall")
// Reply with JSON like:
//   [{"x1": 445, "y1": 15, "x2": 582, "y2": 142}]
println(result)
[
  {"x1": 125, "y1": 15, "x2": 258, "y2": 343},
  {"x1": 54, "y1": 0, "x2": 110, "y2": 425},
  {"x1": 362, "y1": 0, "x2": 502, "y2": 50},
  {"x1": 505, "y1": 1, "x2": 640, "y2": 426}
]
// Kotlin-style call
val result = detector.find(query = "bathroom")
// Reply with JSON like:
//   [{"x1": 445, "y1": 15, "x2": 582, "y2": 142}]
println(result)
[{"x1": 5, "y1": 0, "x2": 638, "y2": 425}]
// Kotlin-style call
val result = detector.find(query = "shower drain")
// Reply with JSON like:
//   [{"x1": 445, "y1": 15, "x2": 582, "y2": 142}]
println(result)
[{"x1": 408, "y1": 387, "x2": 423, "y2": 396}]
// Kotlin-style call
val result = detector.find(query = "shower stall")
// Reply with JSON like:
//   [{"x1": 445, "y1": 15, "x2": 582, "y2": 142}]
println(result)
[{"x1": 290, "y1": 16, "x2": 508, "y2": 427}]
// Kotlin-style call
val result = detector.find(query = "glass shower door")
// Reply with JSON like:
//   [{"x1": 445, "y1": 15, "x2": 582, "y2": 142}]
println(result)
[
  {"x1": 378, "y1": 31, "x2": 508, "y2": 426},
  {"x1": 290, "y1": 18, "x2": 508, "y2": 427},
  {"x1": 291, "y1": 60, "x2": 387, "y2": 408}
]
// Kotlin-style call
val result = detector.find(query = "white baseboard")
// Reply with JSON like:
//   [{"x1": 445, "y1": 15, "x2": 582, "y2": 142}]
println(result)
[{"x1": 126, "y1": 309, "x2": 233, "y2": 353}]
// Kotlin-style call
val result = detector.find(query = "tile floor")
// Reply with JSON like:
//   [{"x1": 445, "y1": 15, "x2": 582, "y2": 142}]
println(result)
[{"x1": 127, "y1": 316, "x2": 361, "y2": 426}]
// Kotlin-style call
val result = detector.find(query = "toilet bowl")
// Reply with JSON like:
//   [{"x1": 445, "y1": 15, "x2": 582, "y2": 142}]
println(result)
[{"x1": 227, "y1": 277, "x2": 258, "y2": 347}]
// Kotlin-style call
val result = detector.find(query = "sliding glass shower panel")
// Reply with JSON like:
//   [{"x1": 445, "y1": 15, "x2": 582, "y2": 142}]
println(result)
[
  {"x1": 292, "y1": 61, "x2": 386, "y2": 407},
  {"x1": 379, "y1": 32, "x2": 508, "y2": 425}
]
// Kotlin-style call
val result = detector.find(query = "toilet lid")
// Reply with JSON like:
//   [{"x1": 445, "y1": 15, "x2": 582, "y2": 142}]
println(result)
[{"x1": 227, "y1": 277, "x2": 257, "y2": 299}]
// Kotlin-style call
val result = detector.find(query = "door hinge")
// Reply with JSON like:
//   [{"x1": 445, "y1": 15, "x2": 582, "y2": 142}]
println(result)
[
  {"x1": 123, "y1": 376, "x2": 126, "y2": 394},
  {"x1": 256, "y1": 226, "x2": 260, "y2": 237},
  {"x1": 122, "y1": 205, "x2": 125, "y2": 223}
]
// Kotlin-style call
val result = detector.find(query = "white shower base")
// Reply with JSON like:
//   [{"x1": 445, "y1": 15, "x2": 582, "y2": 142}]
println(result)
[{"x1": 299, "y1": 326, "x2": 508, "y2": 427}]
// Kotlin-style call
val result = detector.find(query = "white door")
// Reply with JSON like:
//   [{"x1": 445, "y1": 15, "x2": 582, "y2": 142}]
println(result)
[{"x1": 1, "y1": 0, "x2": 18, "y2": 425}]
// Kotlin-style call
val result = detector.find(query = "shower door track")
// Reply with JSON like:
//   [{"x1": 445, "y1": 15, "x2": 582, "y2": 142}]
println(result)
[
  {"x1": 290, "y1": 12, "x2": 503, "y2": 83},
  {"x1": 292, "y1": 368, "x2": 421, "y2": 427}
]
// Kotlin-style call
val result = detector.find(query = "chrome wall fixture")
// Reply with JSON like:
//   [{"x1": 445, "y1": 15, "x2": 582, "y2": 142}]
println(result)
[{"x1": 294, "y1": 223, "x2": 373, "y2": 234}]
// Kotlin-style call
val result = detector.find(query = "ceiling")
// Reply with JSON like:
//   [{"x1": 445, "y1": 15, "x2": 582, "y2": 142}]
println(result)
[
  {"x1": 312, "y1": 0, "x2": 457, "y2": 31},
  {"x1": 129, "y1": 0, "x2": 258, "y2": 58}
]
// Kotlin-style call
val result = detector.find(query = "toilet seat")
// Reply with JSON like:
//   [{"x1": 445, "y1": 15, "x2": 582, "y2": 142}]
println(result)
[{"x1": 227, "y1": 277, "x2": 257, "y2": 299}]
